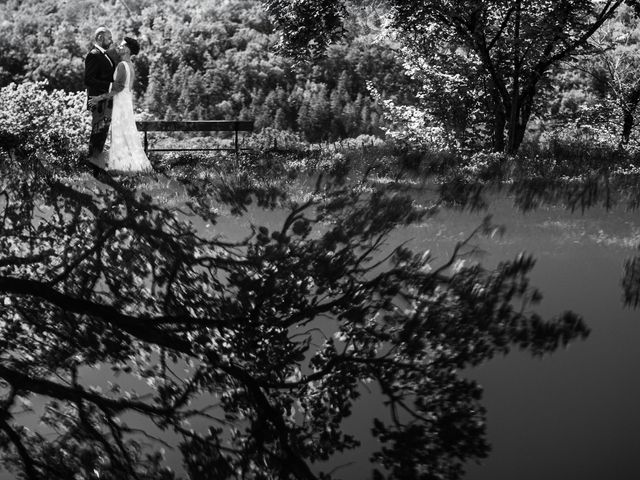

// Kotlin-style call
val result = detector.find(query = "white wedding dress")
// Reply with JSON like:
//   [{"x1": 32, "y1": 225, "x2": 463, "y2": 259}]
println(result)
[{"x1": 106, "y1": 61, "x2": 152, "y2": 172}]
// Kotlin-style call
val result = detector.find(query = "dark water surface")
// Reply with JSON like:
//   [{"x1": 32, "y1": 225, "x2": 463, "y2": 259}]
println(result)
[
  {"x1": 5, "y1": 188, "x2": 639, "y2": 479},
  {"x1": 193, "y1": 191, "x2": 640, "y2": 479},
  {"x1": 402, "y1": 197, "x2": 640, "y2": 480},
  {"x1": 200, "y1": 189, "x2": 640, "y2": 479}
]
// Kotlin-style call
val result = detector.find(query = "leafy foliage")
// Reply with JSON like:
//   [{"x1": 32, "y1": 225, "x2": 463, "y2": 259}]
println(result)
[
  {"x1": 586, "y1": 3, "x2": 640, "y2": 143},
  {"x1": 0, "y1": 0, "x2": 411, "y2": 142},
  {"x1": 1, "y1": 4, "x2": 638, "y2": 475},
  {"x1": 4, "y1": 0, "x2": 640, "y2": 151},
  {"x1": 0, "y1": 81, "x2": 89, "y2": 170},
  {"x1": 264, "y1": 0, "x2": 639, "y2": 153}
]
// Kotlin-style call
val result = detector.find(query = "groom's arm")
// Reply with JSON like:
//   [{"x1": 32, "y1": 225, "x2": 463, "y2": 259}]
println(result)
[
  {"x1": 89, "y1": 64, "x2": 127, "y2": 104},
  {"x1": 84, "y1": 51, "x2": 111, "y2": 92}
]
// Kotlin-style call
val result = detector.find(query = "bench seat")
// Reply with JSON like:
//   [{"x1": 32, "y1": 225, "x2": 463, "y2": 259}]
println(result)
[{"x1": 135, "y1": 120, "x2": 254, "y2": 154}]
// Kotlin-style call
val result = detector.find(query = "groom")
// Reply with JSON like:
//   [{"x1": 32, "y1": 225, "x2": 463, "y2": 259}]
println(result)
[{"x1": 84, "y1": 27, "x2": 116, "y2": 163}]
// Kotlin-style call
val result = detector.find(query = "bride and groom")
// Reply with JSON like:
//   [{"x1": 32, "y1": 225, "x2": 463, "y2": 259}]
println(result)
[{"x1": 85, "y1": 27, "x2": 152, "y2": 173}]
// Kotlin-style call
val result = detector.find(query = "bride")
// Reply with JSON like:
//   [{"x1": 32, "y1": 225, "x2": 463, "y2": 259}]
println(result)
[{"x1": 88, "y1": 36, "x2": 152, "y2": 173}]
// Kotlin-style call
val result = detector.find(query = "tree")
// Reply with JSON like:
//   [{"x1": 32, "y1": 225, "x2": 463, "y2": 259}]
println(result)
[
  {"x1": 2, "y1": 0, "x2": 408, "y2": 140},
  {"x1": 265, "y1": 0, "x2": 638, "y2": 153},
  {"x1": 589, "y1": 4, "x2": 640, "y2": 143},
  {"x1": 142, "y1": 60, "x2": 169, "y2": 118},
  {"x1": 0, "y1": 142, "x2": 591, "y2": 479},
  {"x1": 274, "y1": 107, "x2": 287, "y2": 130},
  {"x1": 329, "y1": 71, "x2": 350, "y2": 138}
]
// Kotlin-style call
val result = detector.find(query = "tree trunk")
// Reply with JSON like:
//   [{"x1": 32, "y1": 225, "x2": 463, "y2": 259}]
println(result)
[
  {"x1": 505, "y1": 82, "x2": 536, "y2": 154},
  {"x1": 621, "y1": 89, "x2": 640, "y2": 144},
  {"x1": 506, "y1": 0, "x2": 522, "y2": 155},
  {"x1": 622, "y1": 109, "x2": 633, "y2": 145},
  {"x1": 504, "y1": 101, "x2": 533, "y2": 154},
  {"x1": 505, "y1": 103, "x2": 520, "y2": 154},
  {"x1": 492, "y1": 104, "x2": 506, "y2": 152},
  {"x1": 509, "y1": 119, "x2": 528, "y2": 154}
]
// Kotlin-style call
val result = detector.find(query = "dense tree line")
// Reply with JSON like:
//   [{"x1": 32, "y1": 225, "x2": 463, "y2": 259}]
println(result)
[
  {"x1": 3, "y1": 0, "x2": 640, "y2": 150},
  {"x1": 269, "y1": 0, "x2": 640, "y2": 151},
  {"x1": 0, "y1": 0, "x2": 414, "y2": 142}
]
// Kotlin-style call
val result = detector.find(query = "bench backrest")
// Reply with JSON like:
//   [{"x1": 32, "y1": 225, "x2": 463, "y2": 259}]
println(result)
[{"x1": 136, "y1": 120, "x2": 254, "y2": 132}]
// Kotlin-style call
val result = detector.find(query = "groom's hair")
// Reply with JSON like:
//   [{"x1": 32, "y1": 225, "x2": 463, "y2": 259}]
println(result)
[
  {"x1": 123, "y1": 37, "x2": 140, "y2": 55},
  {"x1": 94, "y1": 26, "x2": 110, "y2": 41}
]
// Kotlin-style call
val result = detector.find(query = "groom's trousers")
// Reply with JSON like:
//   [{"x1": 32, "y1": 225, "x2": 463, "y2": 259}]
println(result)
[{"x1": 88, "y1": 98, "x2": 113, "y2": 157}]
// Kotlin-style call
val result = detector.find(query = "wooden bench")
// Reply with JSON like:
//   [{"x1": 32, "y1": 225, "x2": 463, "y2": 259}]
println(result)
[{"x1": 135, "y1": 120, "x2": 254, "y2": 155}]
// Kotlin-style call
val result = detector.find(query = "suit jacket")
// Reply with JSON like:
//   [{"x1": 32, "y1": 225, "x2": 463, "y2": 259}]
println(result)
[{"x1": 84, "y1": 47, "x2": 116, "y2": 97}]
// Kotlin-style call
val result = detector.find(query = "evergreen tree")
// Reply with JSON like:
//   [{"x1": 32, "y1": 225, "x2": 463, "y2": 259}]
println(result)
[
  {"x1": 274, "y1": 107, "x2": 287, "y2": 130},
  {"x1": 306, "y1": 83, "x2": 331, "y2": 142},
  {"x1": 143, "y1": 61, "x2": 171, "y2": 119}
]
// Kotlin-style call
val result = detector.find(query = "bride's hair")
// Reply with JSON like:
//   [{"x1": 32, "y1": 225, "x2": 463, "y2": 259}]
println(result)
[{"x1": 123, "y1": 37, "x2": 140, "y2": 55}]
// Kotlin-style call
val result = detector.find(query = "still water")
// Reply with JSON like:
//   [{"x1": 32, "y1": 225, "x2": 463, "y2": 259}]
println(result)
[
  {"x1": 406, "y1": 197, "x2": 640, "y2": 480},
  {"x1": 5, "y1": 185, "x2": 639, "y2": 479},
  {"x1": 209, "y1": 189, "x2": 640, "y2": 479}
]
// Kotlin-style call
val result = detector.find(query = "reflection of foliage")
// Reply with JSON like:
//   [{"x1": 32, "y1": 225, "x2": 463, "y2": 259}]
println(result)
[
  {"x1": 623, "y1": 255, "x2": 640, "y2": 308},
  {"x1": 449, "y1": 166, "x2": 640, "y2": 215},
  {"x1": 0, "y1": 155, "x2": 591, "y2": 479},
  {"x1": 436, "y1": 167, "x2": 640, "y2": 311},
  {"x1": 0, "y1": 81, "x2": 89, "y2": 170}
]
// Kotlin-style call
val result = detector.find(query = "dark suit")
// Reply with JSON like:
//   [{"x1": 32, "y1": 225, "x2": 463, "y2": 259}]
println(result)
[{"x1": 84, "y1": 46, "x2": 116, "y2": 157}]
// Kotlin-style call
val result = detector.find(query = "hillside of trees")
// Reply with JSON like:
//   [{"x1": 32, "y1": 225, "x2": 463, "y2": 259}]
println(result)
[
  {"x1": 0, "y1": 0, "x2": 419, "y2": 142},
  {"x1": 3, "y1": 0, "x2": 639, "y2": 150},
  {"x1": 0, "y1": 0, "x2": 640, "y2": 153}
]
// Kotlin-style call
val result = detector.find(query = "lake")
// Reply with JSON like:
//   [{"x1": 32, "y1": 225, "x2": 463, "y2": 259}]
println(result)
[
  {"x1": 407, "y1": 194, "x2": 640, "y2": 480},
  {"x1": 2, "y1": 179, "x2": 639, "y2": 480},
  {"x1": 196, "y1": 182, "x2": 640, "y2": 479}
]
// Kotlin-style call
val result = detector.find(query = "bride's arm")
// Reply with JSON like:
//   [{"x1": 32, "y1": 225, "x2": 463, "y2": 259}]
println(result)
[{"x1": 88, "y1": 63, "x2": 127, "y2": 106}]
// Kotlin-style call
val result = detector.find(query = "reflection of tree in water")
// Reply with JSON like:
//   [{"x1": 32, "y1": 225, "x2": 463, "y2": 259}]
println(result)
[
  {"x1": 623, "y1": 256, "x2": 640, "y2": 308},
  {"x1": 0, "y1": 157, "x2": 592, "y2": 480},
  {"x1": 514, "y1": 174, "x2": 640, "y2": 309},
  {"x1": 439, "y1": 170, "x2": 640, "y2": 310}
]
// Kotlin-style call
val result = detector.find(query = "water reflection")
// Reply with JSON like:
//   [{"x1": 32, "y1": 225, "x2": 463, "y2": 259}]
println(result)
[
  {"x1": 435, "y1": 171, "x2": 640, "y2": 310},
  {"x1": 0, "y1": 161, "x2": 638, "y2": 480},
  {"x1": 422, "y1": 170, "x2": 640, "y2": 480}
]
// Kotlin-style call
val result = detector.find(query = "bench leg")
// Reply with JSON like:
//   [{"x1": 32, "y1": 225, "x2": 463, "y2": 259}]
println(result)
[
  {"x1": 144, "y1": 131, "x2": 148, "y2": 154},
  {"x1": 234, "y1": 122, "x2": 239, "y2": 154}
]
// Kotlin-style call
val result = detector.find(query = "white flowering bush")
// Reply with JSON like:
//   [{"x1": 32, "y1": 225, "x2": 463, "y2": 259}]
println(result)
[
  {"x1": 458, "y1": 151, "x2": 510, "y2": 181},
  {"x1": 0, "y1": 81, "x2": 90, "y2": 171},
  {"x1": 368, "y1": 81, "x2": 455, "y2": 152}
]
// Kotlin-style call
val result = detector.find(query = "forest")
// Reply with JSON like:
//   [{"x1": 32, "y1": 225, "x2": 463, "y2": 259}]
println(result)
[
  {"x1": 1, "y1": 0, "x2": 639, "y2": 150},
  {"x1": 1, "y1": 0, "x2": 411, "y2": 142}
]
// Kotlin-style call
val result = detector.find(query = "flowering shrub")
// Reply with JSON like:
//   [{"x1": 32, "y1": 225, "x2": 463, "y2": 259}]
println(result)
[
  {"x1": 538, "y1": 119, "x2": 620, "y2": 169},
  {"x1": 0, "y1": 81, "x2": 90, "y2": 171},
  {"x1": 457, "y1": 151, "x2": 509, "y2": 181},
  {"x1": 246, "y1": 126, "x2": 308, "y2": 151},
  {"x1": 368, "y1": 81, "x2": 455, "y2": 152}
]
